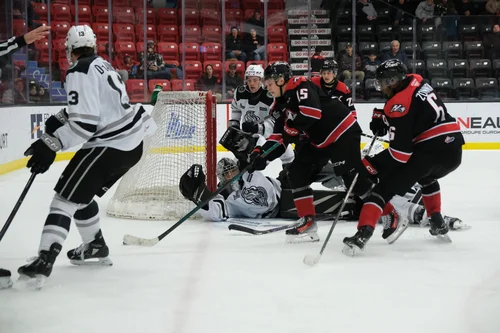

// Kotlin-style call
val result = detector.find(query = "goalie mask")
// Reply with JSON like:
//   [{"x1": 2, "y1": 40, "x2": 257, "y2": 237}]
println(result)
[
  {"x1": 65, "y1": 25, "x2": 97, "y2": 65},
  {"x1": 216, "y1": 158, "x2": 240, "y2": 191}
]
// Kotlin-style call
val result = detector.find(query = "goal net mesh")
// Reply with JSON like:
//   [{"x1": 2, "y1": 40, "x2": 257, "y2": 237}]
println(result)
[{"x1": 106, "y1": 91, "x2": 216, "y2": 220}]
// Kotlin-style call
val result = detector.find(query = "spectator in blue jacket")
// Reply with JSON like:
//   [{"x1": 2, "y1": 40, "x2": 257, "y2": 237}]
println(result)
[{"x1": 379, "y1": 40, "x2": 409, "y2": 66}]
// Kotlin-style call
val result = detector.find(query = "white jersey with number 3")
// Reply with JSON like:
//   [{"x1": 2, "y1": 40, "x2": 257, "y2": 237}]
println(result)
[
  {"x1": 200, "y1": 170, "x2": 281, "y2": 222},
  {"x1": 53, "y1": 55, "x2": 156, "y2": 152}
]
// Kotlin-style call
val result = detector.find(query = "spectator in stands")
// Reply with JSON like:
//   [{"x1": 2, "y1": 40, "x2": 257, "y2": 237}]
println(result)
[
  {"x1": 28, "y1": 79, "x2": 47, "y2": 103},
  {"x1": 197, "y1": 64, "x2": 221, "y2": 101},
  {"x1": 226, "y1": 27, "x2": 247, "y2": 63},
  {"x1": 246, "y1": 9, "x2": 265, "y2": 38},
  {"x1": 243, "y1": 28, "x2": 265, "y2": 61},
  {"x1": 339, "y1": 43, "x2": 365, "y2": 81},
  {"x1": 121, "y1": 54, "x2": 140, "y2": 81},
  {"x1": 486, "y1": 0, "x2": 500, "y2": 16},
  {"x1": 13, "y1": 0, "x2": 39, "y2": 29},
  {"x1": 416, "y1": 0, "x2": 436, "y2": 24},
  {"x1": 357, "y1": 0, "x2": 378, "y2": 24},
  {"x1": 456, "y1": 0, "x2": 480, "y2": 23},
  {"x1": 484, "y1": 24, "x2": 500, "y2": 59},
  {"x1": 435, "y1": 0, "x2": 459, "y2": 40},
  {"x1": 225, "y1": 63, "x2": 243, "y2": 98},
  {"x1": 102, "y1": 43, "x2": 130, "y2": 83},
  {"x1": 2, "y1": 78, "x2": 26, "y2": 104},
  {"x1": 380, "y1": 40, "x2": 409, "y2": 66},
  {"x1": 139, "y1": 40, "x2": 182, "y2": 80},
  {"x1": 363, "y1": 50, "x2": 381, "y2": 78},
  {"x1": 311, "y1": 47, "x2": 326, "y2": 74},
  {"x1": 391, "y1": 0, "x2": 413, "y2": 26}
]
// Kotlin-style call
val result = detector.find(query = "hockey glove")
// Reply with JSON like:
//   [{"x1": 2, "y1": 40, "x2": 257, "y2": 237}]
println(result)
[
  {"x1": 283, "y1": 120, "x2": 303, "y2": 144},
  {"x1": 179, "y1": 164, "x2": 212, "y2": 208},
  {"x1": 370, "y1": 108, "x2": 388, "y2": 136},
  {"x1": 45, "y1": 108, "x2": 68, "y2": 136},
  {"x1": 227, "y1": 119, "x2": 240, "y2": 129},
  {"x1": 242, "y1": 121, "x2": 263, "y2": 135},
  {"x1": 248, "y1": 146, "x2": 268, "y2": 173},
  {"x1": 24, "y1": 133, "x2": 61, "y2": 174}
]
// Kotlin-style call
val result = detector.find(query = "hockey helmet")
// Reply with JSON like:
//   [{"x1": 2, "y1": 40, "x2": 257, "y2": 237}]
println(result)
[
  {"x1": 65, "y1": 25, "x2": 96, "y2": 65},
  {"x1": 245, "y1": 64, "x2": 264, "y2": 80},
  {"x1": 320, "y1": 60, "x2": 338, "y2": 75},
  {"x1": 216, "y1": 158, "x2": 239, "y2": 184},
  {"x1": 375, "y1": 59, "x2": 407, "y2": 90},
  {"x1": 264, "y1": 61, "x2": 293, "y2": 84}
]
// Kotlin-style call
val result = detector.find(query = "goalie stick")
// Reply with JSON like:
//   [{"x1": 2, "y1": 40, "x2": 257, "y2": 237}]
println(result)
[
  {"x1": 122, "y1": 141, "x2": 282, "y2": 246},
  {"x1": 0, "y1": 173, "x2": 37, "y2": 242},
  {"x1": 303, "y1": 134, "x2": 379, "y2": 266}
]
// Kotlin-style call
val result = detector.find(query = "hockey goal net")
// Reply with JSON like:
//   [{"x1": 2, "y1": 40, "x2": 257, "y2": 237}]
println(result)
[{"x1": 106, "y1": 91, "x2": 217, "y2": 220}]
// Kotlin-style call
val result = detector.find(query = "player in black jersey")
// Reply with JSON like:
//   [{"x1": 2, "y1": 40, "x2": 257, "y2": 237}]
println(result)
[
  {"x1": 343, "y1": 59, "x2": 464, "y2": 255},
  {"x1": 248, "y1": 62, "x2": 386, "y2": 243},
  {"x1": 311, "y1": 60, "x2": 357, "y2": 116}
]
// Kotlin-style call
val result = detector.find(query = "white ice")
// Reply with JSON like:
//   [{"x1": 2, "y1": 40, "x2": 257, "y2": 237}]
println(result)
[{"x1": 0, "y1": 151, "x2": 499, "y2": 333}]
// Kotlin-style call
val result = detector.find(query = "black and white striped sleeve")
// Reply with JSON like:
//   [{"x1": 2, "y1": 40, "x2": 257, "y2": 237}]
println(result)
[{"x1": 0, "y1": 36, "x2": 27, "y2": 58}]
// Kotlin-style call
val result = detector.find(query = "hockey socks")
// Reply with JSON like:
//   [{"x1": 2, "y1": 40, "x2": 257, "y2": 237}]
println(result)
[
  {"x1": 292, "y1": 186, "x2": 316, "y2": 217},
  {"x1": 74, "y1": 200, "x2": 101, "y2": 244},
  {"x1": 421, "y1": 181, "x2": 441, "y2": 216}
]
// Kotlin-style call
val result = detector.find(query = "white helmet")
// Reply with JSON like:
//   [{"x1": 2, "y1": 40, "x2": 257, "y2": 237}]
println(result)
[
  {"x1": 245, "y1": 64, "x2": 264, "y2": 81},
  {"x1": 216, "y1": 158, "x2": 240, "y2": 192},
  {"x1": 361, "y1": 141, "x2": 386, "y2": 158},
  {"x1": 65, "y1": 25, "x2": 96, "y2": 65}
]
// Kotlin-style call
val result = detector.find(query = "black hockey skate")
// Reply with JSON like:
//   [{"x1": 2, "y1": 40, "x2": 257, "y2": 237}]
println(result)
[
  {"x1": 17, "y1": 243, "x2": 62, "y2": 289},
  {"x1": 429, "y1": 213, "x2": 452, "y2": 243},
  {"x1": 285, "y1": 215, "x2": 320, "y2": 243},
  {"x1": 380, "y1": 208, "x2": 409, "y2": 244},
  {"x1": 67, "y1": 230, "x2": 113, "y2": 266},
  {"x1": 0, "y1": 268, "x2": 13, "y2": 290},
  {"x1": 342, "y1": 225, "x2": 374, "y2": 256}
]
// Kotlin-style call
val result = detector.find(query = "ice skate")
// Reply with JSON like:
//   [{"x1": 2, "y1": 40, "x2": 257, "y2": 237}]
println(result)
[
  {"x1": 445, "y1": 216, "x2": 470, "y2": 230},
  {"x1": 342, "y1": 225, "x2": 374, "y2": 256},
  {"x1": 429, "y1": 213, "x2": 452, "y2": 243},
  {"x1": 380, "y1": 208, "x2": 409, "y2": 244},
  {"x1": 0, "y1": 268, "x2": 13, "y2": 290},
  {"x1": 17, "y1": 243, "x2": 61, "y2": 289},
  {"x1": 285, "y1": 215, "x2": 319, "y2": 243},
  {"x1": 67, "y1": 230, "x2": 113, "y2": 266}
]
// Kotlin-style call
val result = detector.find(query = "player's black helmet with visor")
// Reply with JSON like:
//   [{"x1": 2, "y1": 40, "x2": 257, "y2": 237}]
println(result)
[
  {"x1": 264, "y1": 61, "x2": 293, "y2": 83},
  {"x1": 320, "y1": 60, "x2": 338, "y2": 75},
  {"x1": 375, "y1": 59, "x2": 408, "y2": 91}
]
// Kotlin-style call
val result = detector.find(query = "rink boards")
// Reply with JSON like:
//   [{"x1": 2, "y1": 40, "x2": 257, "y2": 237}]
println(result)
[{"x1": 0, "y1": 101, "x2": 499, "y2": 175}]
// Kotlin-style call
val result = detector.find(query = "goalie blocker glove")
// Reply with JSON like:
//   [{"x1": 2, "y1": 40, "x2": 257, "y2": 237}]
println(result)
[{"x1": 179, "y1": 164, "x2": 213, "y2": 208}]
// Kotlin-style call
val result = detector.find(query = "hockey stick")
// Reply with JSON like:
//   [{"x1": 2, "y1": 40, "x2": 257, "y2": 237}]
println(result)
[
  {"x1": 361, "y1": 133, "x2": 389, "y2": 144},
  {"x1": 303, "y1": 135, "x2": 379, "y2": 266},
  {"x1": 0, "y1": 173, "x2": 37, "y2": 242},
  {"x1": 123, "y1": 142, "x2": 282, "y2": 246}
]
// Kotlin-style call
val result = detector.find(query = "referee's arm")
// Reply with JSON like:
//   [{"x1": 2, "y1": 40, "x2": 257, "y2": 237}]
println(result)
[{"x1": 0, "y1": 25, "x2": 50, "y2": 58}]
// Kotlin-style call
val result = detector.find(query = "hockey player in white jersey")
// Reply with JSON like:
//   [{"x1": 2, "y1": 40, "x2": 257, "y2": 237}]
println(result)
[
  {"x1": 17, "y1": 25, "x2": 156, "y2": 288},
  {"x1": 179, "y1": 158, "x2": 281, "y2": 222}
]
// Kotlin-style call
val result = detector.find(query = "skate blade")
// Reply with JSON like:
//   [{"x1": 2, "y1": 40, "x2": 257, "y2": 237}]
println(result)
[
  {"x1": 0, "y1": 277, "x2": 13, "y2": 290},
  {"x1": 69, "y1": 257, "x2": 113, "y2": 266},
  {"x1": 286, "y1": 232, "x2": 320, "y2": 244},
  {"x1": 435, "y1": 234, "x2": 452, "y2": 243},
  {"x1": 16, "y1": 274, "x2": 46, "y2": 290},
  {"x1": 386, "y1": 219, "x2": 410, "y2": 245},
  {"x1": 342, "y1": 243, "x2": 362, "y2": 256}
]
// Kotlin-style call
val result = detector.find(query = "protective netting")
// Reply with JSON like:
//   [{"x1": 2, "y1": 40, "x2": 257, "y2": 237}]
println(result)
[{"x1": 106, "y1": 91, "x2": 216, "y2": 220}]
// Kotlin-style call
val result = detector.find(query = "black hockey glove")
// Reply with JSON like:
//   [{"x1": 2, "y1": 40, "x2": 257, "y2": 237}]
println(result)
[
  {"x1": 45, "y1": 108, "x2": 68, "y2": 136},
  {"x1": 248, "y1": 146, "x2": 268, "y2": 173},
  {"x1": 370, "y1": 108, "x2": 388, "y2": 136},
  {"x1": 227, "y1": 119, "x2": 240, "y2": 129},
  {"x1": 242, "y1": 121, "x2": 262, "y2": 135},
  {"x1": 219, "y1": 126, "x2": 257, "y2": 162},
  {"x1": 179, "y1": 164, "x2": 212, "y2": 208},
  {"x1": 24, "y1": 133, "x2": 61, "y2": 174}
]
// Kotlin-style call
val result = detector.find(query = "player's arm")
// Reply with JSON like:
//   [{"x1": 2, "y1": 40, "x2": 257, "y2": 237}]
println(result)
[
  {"x1": 341, "y1": 88, "x2": 357, "y2": 117},
  {"x1": 288, "y1": 81, "x2": 323, "y2": 131},
  {"x1": 258, "y1": 112, "x2": 287, "y2": 161},
  {"x1": 229, "y1": 87, "x2": 243, "y2": 128}
]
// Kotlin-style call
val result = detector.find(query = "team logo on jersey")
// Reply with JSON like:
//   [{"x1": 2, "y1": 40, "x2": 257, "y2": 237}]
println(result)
[
  {"x1": 444, "y1": 136, "x2": 455, "y2": 144},
  {"x1": 244, "y1": 111, "x2": 261, "y2": 123},
  {"x1": 238, "y1": 85, "x2": 246, "y2": 93},
  {"x1": 242, "y1": 186, "x2": 269, "y2": 207},
  {"x1": 285, "y1": 109, "x2": 297, "y2": 121},
  {"x1": 390, "y1": 104, "x2": 406, "y2": 113},
  {"x1": 266, "y1": 91, "x2": 273, "y2": 98}
]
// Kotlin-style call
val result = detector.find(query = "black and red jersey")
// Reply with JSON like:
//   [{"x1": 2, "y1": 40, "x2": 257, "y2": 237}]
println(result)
[
  {"x1": 370, "y1": 74, "x2": 464, "y2": 171},
  {"x1": 262, "y1": 76, "x2": 361, "y2": 160},
  {"x1": 311, "y1": 76, "x2": 356, "y2": 116}
]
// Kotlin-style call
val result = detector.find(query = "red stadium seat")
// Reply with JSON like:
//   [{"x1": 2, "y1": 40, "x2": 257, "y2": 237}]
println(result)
[
  {"x1": 242, "y1": 0, "x2": 262, "y2": 11},
  {"x1": 148, "y1": 80, "x2": 171, "y2": 92},
  {"x1": 113, "y1": 0, "x2": 131, "y2": 7},
  {"x1": 71, "y1": 0, "x2": 92, "y2": 5},
  {"x1": 113, "y1": 23, "x2": 135, "y2": 42},
  {"x1": 93, "y1": 0, "x2": 109, "y2": 5},
  {"x1": 126, "y1": 79, "x2": 147, "y2": 103},
  {"x1": 32, "y1": 2, "x2": 48, "y2": 20},
  {"x1": 158, "y1": 8, "x2": 178, "y2": 25},
  {"x1": 96, "y1": 40, "x2": 108, "y2": 55},
  {"x1": 33, "y1": 20, "x2": 48, "y2": 28},
  {"x1": 183, "y1": 60, "x2": 203, "y2": 80},
  {"x1": 157, "y1": 42, "x2": 179, "y2": 62},
  {"x1": 157, "y1": 25, "x2": 179, "y2": 43},
  {"x1": 201, "y1": 42, "x2": 221, "y2": 62},
  {"x1": 52, "y1": 39, "x2": 67, "y2": 61},
  {"x1": 184, "y1": 0, "x2": 199, "y2": 9},
  {"x1": 178, "y1": 8, "x2": 200, "y2": 26},
  {"x1": 92, "y1": 23, "x2": 110, "y2": 40},
  {"x1": 268, "y1": 0, "x2": 285, "y2": 10},
  {"x1": 92, "y1": 6, "x2": 109, "y2": 23},
  {"x1": 204, "y1": 61, "x2": 222, "y2": 77},
  {"x1": 179, "y1": 43, "x2": 200, "y2": 61},
  {"x1": 268, "y1": 25, "x2": 287, "y2": 44},
  {"x1": 224, "y1": 61, "x2": 245, "y2": 75},
  {"x1": 136, "y1": 8, "x2": 156, "y2": 25},
  {"x1": 51, "y1": 3, "x2": 72, "y2": 22},
  {"x1": 135, "y1": 41, "x2": 146, "y2": 54},
  {"x1": 171, "y1": 79, "x2": 196, "y2": 91},
  {"x1": 181, "y1": 25, "x2": 201, "y2": 43},
  {"x1": 115, "y1": 41, "x2": 136, "y2": 56},
  {"x1": 13, "y1": 20, "x2": 26, "y2": 36},
  {"x1": 267, "y1": 43, "x2": 288, "y2": 62},
  {"x1": 71, "y1": 5, "x2": 92, "y2": 23},
  {"x1": 53, "y1": 0, "x2": 70, "y2": 4},
  {"x1": 73, "y1": 21, "x2": 92, "y2": 28},
  {"x1": 59, "y1": 59, "x2": 70, "y2": 82},
  {"x1": 136, "y1": 24, "x2": 157, "y2": 41},
  {"x1": 113, "y1": 7, "x2": 135, "y2": 24},
  {"x1": 52, "y1": 21, "x2": 71, "y2": 39},
  {"x1": 200, "y1": 0, "x2": 220, "y2": 9},
  {"x1": 34, "y1": 40, "x2": 50, "y2": 64},
  {"x1": 202, "y1": 25, "x2": 222, "y2": 43},
  {"x1": 200, "y1": 8, "x2": 221, "y2": 26},
  {"x1": 225, "y1": 9, "x2": 243, "y2": 23}
]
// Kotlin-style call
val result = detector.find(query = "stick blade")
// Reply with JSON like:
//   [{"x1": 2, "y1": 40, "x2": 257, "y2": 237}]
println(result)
[
  {"x1": 303, "y1": 254, "x2": 321, "y2": 266},
  {"x1": 122, "y1": 234, "x2": 159, "y2": 247}
]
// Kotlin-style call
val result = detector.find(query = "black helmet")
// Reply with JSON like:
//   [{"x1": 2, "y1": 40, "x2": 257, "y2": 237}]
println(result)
[
  {"x1": 264, "y1": 61, "x2": 293, "y2": 83},
  {"x1": 321, "y1": 60, "x2": 338, "y2": 74},
  {"x1": 376, "y1": 59, "x2": 407, "y2": 87}
]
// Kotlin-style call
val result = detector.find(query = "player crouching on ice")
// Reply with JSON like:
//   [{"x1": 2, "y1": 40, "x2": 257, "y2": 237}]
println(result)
[{"x1": 17, "y1": 25, "x2": 156, "y2": 288}]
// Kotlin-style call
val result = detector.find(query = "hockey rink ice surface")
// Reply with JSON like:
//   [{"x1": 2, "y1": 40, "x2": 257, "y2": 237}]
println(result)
[{"x1": 0, "y1": 150, "x2": 499, "y2": 333}]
